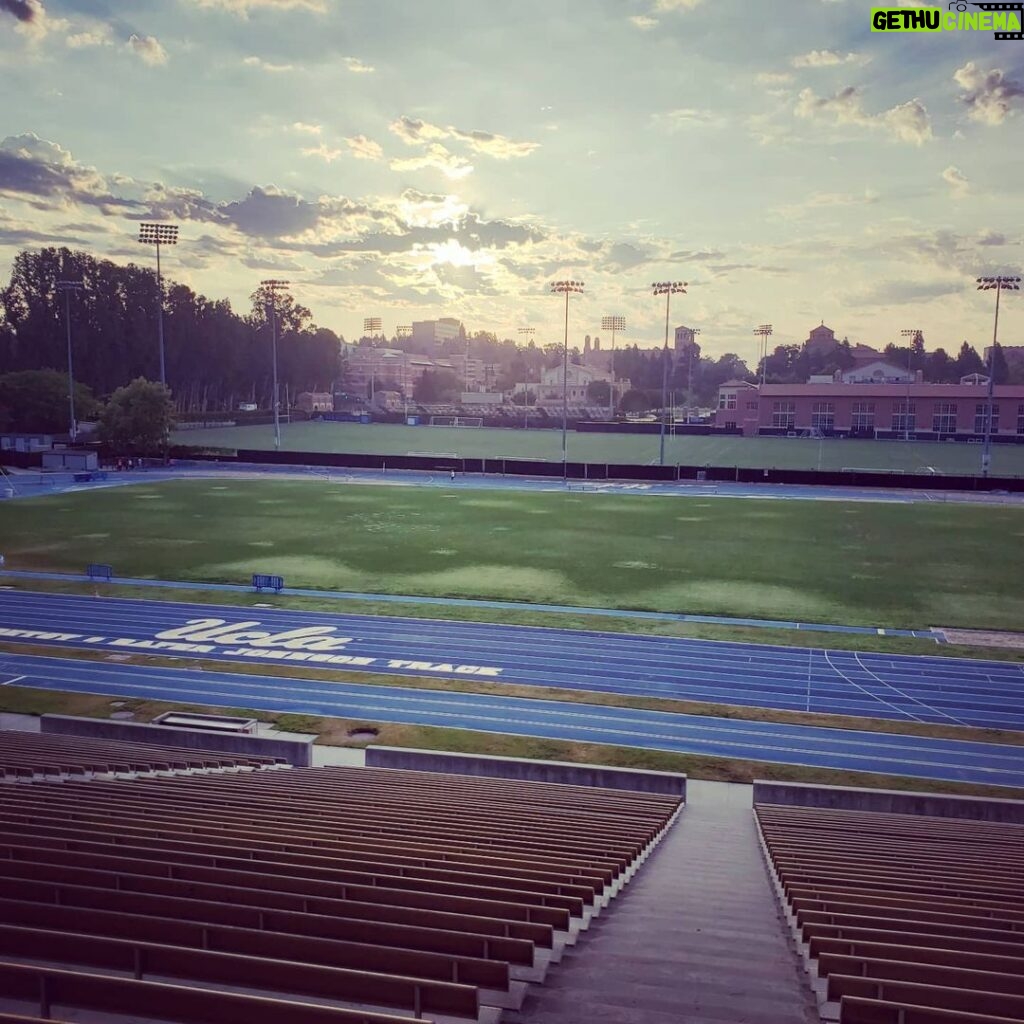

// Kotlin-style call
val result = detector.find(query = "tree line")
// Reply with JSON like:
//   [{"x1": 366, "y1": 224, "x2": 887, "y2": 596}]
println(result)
[{"x1": 0, "y1": 247, "x2": 343, "y2": 414}]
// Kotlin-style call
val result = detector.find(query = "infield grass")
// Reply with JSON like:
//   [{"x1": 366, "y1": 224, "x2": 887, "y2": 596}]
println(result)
[
  {"x1": 173, "y1": 420, "x2": 1024, "y2": 476},
  {"x1": 0, "y1": 477, "x2": 1022, "y2": 630}
]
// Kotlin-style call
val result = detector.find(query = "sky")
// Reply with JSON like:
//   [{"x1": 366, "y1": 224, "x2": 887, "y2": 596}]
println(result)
[{"x1": 0, "y1": 0, "x2": 1022, "y2": 362}]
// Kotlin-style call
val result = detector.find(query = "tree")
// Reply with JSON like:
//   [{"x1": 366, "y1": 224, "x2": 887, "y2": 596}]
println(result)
[
  {"x1": 413, "y1": 370, "x2": 461, "y2": 403},
  {"x1": 99, "y1": 378, "x2": 176, "y2": 454},
  {"x1": 0, "y1": 369, "x2": 99, "y2": 434},
  {"x1": 586, "y1": 380, "x2": 611, "y2": 404},
  {"x1": 990, "y1": 342, "x2": 1010, "y2": 384},
  {"x1": 955, "y1": 341, "x2": 985, "y2": 379},
  {"x1": 620, "y1": 390, "x2": 650, "y2": 413}
]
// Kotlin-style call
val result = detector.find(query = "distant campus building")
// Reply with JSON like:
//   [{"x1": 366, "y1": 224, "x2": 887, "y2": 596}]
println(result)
[{"x1": 718, "y1": 379, "x2": 1024, "y2": 439}]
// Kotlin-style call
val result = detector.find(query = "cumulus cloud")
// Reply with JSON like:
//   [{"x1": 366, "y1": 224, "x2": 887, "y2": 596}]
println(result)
[
  {"x1": 941, "y1": 165, "x2": 969, "y2": 198},
  {"x1": 630, "y1": 14, "x2": 657, "y2": 28},
  {"x1": 188, "y1": 0, "x2": 326, "y2": 15},
  {"x1": 791, "y1": 50, "x2": 870, "y2": 69},
  {"x1": 954, "y1": 62, "x2": 1024, "y2": 126},
  {"x1": 127, "y1": 34, "x2": 168, "y2": 65},
  {"x1": 345, "y1": 135, "x2": 383, "y2": 160},
  {"x1": 795, "y1": 86, "x2": 932, "y2": 145},
  {"x1": 66, "y1": 24, "x2": 113, "y2": 48},
  {"x1": 0, "y1": 133, "x2": 116, "y2": 208},
  {"x1": 0, "y1": 0, "x2": 35, "y2": 22},
  {"x1": 651, "y1": 108, "x2": 721, "y2": 131},
  {"x1": 344, "y1": 56, "x2": 374, "y2": 73},
  {"x1": 243, "y1": 55, "x2": 293, "y2": 72},
  {"x1": 977, "y1": 230, "x2": 1006, "y2": 246},
  {"x1": 388, "y1": 116, "x2": 538, "y2": 160},
  {"x1": 390, "y1": 144, "x2": 474, "y2": 180},
  {"x1": 291, "y1": 122, "x2": 321, "y2": 135},
  {"x1": 653, "y1": 0, "x2": 702, "y2": 9},
  {"x1": 301, "y1": 142, "x2": 342, "y2": 163},
  {"x1": 3, "y1": 0, "x2": 67, "y2": 41}
]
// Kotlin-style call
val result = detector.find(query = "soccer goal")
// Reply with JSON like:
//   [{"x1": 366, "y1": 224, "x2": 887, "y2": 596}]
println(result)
[{"x1": 428, "y1": 415, "x2": 483, "y2": 427}]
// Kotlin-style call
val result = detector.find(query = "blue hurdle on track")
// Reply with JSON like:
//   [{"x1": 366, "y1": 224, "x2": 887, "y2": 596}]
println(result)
[{"x1": 252, "y1": 573, "x2": 285, "y2": 593}]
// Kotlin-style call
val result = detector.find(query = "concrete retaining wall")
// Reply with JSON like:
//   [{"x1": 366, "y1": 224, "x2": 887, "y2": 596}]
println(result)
[
  {"x1": 41, "y1": 715, "x2": 312, "y2": 767},
  {"x1": 365, "y1": 746, "x2": 686, "y2": 797},
  {"x1": 752, "y1": 780, "x2": 1024, "y2": 824}
]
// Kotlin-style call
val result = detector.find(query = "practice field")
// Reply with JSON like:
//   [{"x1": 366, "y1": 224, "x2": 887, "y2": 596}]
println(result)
[
  {"x1": 173, "y1": 421, "x2": 1024, "y2": 476},
  {"x1": 0, "y1": 478, "x2": 1021, "y2": 630}
]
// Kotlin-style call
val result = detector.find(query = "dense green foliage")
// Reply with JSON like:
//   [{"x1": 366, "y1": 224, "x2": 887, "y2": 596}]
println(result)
[
  {"x1": 99, "y1": 378, "x2": 176, "y2": 453},
  {"x1": 0, "y1": 369, "x2": 99, "y2": 433}
]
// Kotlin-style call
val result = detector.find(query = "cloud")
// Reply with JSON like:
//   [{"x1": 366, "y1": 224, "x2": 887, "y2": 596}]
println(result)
[
  {"x1": 188, "y1": 0, "x2": 326, "y2": 15},
  {"x1": 954, "y1": 62, "x2": 1024, "y2": 126},
  {"x1": 219, "y1": 185, "x2": 346, "y2": 237},
  {"x1": 66, "y1": 24, "x2": 113, "y2": 47},
  {"x1": 345, "y1": 135, "x2": 383, "y2": 160},
  {"x1": 791, "y1": 50, "x2": 869, "y2": 69},
  {"x1": 127, "y1": 34, "x2": 167, "y2": 65},
  {"x1": 388, "y1": 116, "x2": 538, "y2": 160},
  {"x1": 757, "y1": 71, "x2": 793, "y2": 86},
  {"x1": 977, "y1": 230, "x2": 1006, "y2": 246},
  {"x1": 843, "y1": 279, "x2": 961, "y2": 307},
  {"x1": 390, "y1": 144, "x2": 474, "y2": 180},
  {"x1": 0, "y1": 0, "x2": 35, "y2": 22},
  {"x1": 795, "y1": 86, "x2": 932, "y2": 145},
  {"x1": 941, "y1": 165, "x2": 969, "y2": 198},
  {"x1": 243, "y1": 55, "x2": 293, "y2": 72},
  {"x1": 290, "y1": 122, "x2": 321, "y2": 135},
  {"x1": 651, "y1": 108, "x2": 721, "y2": 131},
  {"x1": 301, "y1": 142, "x2": 342, "y2": 163},
  {"x1": 630, "y1": 14, "x2": 657, "y2": 28},
  {"x1": 0, "y1": 133, "x2": 115, "y2": 208},
  {"x1": 344, "y1": 56, "x2": 374, "y2": 73},
  {"x1": 653, "y1": 0, "x2": 702, "y2": 9}
]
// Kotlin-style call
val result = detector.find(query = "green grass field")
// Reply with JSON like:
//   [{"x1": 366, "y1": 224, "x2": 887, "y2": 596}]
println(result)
[
  {"x1": 2, "y1": 478, "x2": 1022, "y2": 630},
  {"x1": 173, "y1": 421, "x2": 1024, "y2": 476}
]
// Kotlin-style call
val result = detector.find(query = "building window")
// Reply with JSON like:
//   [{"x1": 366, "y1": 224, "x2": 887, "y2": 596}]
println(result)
[
  {"x1": 747, "y1": 401, "x2": 758, "y2": 411},
  {"x1": 932, "y1": 402, "x2": 957, "y2": 434},
  {"x1": 811, "y1": 402, "x2": 834, "y2": 433},
  {"x1": 1018, "y1": 404, "x2": 1024, "y2": 436},
  {"x1": 851, "y1": 402, "x2": 875, "y2": 431},
  {"x1": 974, "y1": 403, "x2": 1000, "y2": 435},
  {"x1": 891, "y1": 401, "x2": 916, "y2": 434},
  {"x1": 771, "y1": 400, "x2": 795, "y2": 430}
]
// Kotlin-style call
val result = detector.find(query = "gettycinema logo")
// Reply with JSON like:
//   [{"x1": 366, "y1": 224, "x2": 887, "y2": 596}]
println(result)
[{"x1": 871, "y1": 2, "x2": 1023, "y2": 39}]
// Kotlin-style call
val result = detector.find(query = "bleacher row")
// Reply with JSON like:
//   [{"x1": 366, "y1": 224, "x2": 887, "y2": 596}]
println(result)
[
  {"x1": 0, "y1": 729, "x2": 286, "y2": 780},
  {"x1": 756, "y1": 802, "x2": 1024, "y2": 1024},
  {"x1": 0, "y1": 731, "x2": 683, "y2": 1024}
]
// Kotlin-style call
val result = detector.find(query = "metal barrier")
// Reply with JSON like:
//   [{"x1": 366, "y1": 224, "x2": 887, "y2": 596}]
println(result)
[
  {"x1": 86, "y1": 563, "x2": 113, "y2": 582},
  {"x1": 252, "y1": 573, "x2": 284, "y2": 593}
]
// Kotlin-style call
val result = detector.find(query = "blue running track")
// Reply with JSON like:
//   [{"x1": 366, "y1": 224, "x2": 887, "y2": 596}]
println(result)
[
  {"x1": 0, "y1": 591, "x2": 1022, "y2": 730},
  {"x1": 1, "y1": 652, "x2": 1022, "y2": 788}
]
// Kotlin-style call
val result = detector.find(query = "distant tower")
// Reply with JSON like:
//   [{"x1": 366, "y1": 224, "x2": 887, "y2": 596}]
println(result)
[{"x1": 584, "y1": 335, "x2": 591, "y2": 354}]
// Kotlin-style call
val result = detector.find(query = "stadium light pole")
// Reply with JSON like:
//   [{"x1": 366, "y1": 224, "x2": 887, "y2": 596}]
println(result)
[
  {"x1": 56, "y1": 280, "x2": 84, "y2": 443},
  {"x1": 263, "y1": 280, "x2": 290, "y2": 451},
  {"x1": 601, "y1": 315, "x2": 625, "y2": 420},
  {"x1": 517, "y1": 326, "x2": 536, "y2": 429},
  {"x1": 753, "y1": 324, "x2": 773, "y2": 387},
  {"x1": 363, "y1": 317, "x2": 382, "y2": 402},
  {"x1": 138, "y1": 223, "x2": 179, "y2": 387},
  {"x1": 977, "y1": 275, "x2": 1020, "y2": 477},
  {"x1": 900, "y1": 329, "x2": 921, "y2": 442},
  {"x1": 653, "y1": 282, "x2": 687, "y2": 466},
  {"x1": 551, "y1": 280, "x2": 585, "y2": 483}
]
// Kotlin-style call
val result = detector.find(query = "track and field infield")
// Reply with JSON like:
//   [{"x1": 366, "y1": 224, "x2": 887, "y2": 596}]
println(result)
[
  {"x1": 0, "y1": 478, "x2": 1021, "y2": 631},
  {"x1": 172, "y1": 420, "x2": 1024, "y2": 477}
]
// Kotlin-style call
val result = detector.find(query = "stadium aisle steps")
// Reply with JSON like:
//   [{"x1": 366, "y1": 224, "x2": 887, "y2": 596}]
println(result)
[{"x1": 507, "y1": 779, "x2": 817, "y2": 1024}]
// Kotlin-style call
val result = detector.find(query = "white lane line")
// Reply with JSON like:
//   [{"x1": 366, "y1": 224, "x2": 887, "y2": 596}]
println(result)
[
  {"x1": 823, "y1": 650, "x2": 924, "y2": 723},
  {"x1": 1, "y1": 675, "x2": 25, "y2": 686},
  {"x1": 852, "y1": 651, "x2": 968, "y2": 727}
]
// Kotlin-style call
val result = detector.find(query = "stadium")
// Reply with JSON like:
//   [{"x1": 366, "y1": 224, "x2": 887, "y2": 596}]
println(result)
[{"x1": 2, "y1": 1, "x2": 1024, "y2": 1021}]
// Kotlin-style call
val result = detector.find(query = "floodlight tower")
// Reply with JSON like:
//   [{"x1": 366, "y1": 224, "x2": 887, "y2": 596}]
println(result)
[
  {"x1": 262, "y1": 279, "x2": 290, "y2": 450},
  {"x1": 56, "y1": 280, "x2": 84, "y2": 442},
  {"x1": 601, "y1": 315, "x2": 625, "y2": 419},
  {"x1": 137, "y1": 222, "x2": 179, "y2": 386},
  {"x1": 517, "y1": 326, "x2": 536, "y2": 429},
  {"x1": 363, "y1": 317, "x2": 382, "y2": 401},
  {"x1": 753, "y1": 324, "x2": 773, "y2": 386},
  {"x1": 551, "y1": 280, "x2": 585, "y2": 482},
  {"x1": 976, "y1": 275, "x2": 1020, "y2": 476},
  {"x1": 900, "y1": 328, "x2": 922, "y2": 442},
  {"x1": 652, "y1": 282, "x2": 687, "y2": 466}
]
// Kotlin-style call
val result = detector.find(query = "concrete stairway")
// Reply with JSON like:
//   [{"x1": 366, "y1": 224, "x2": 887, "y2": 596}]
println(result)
[{"x1": 510, "y1": 779, "x2": 820, "y2": 1024}]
